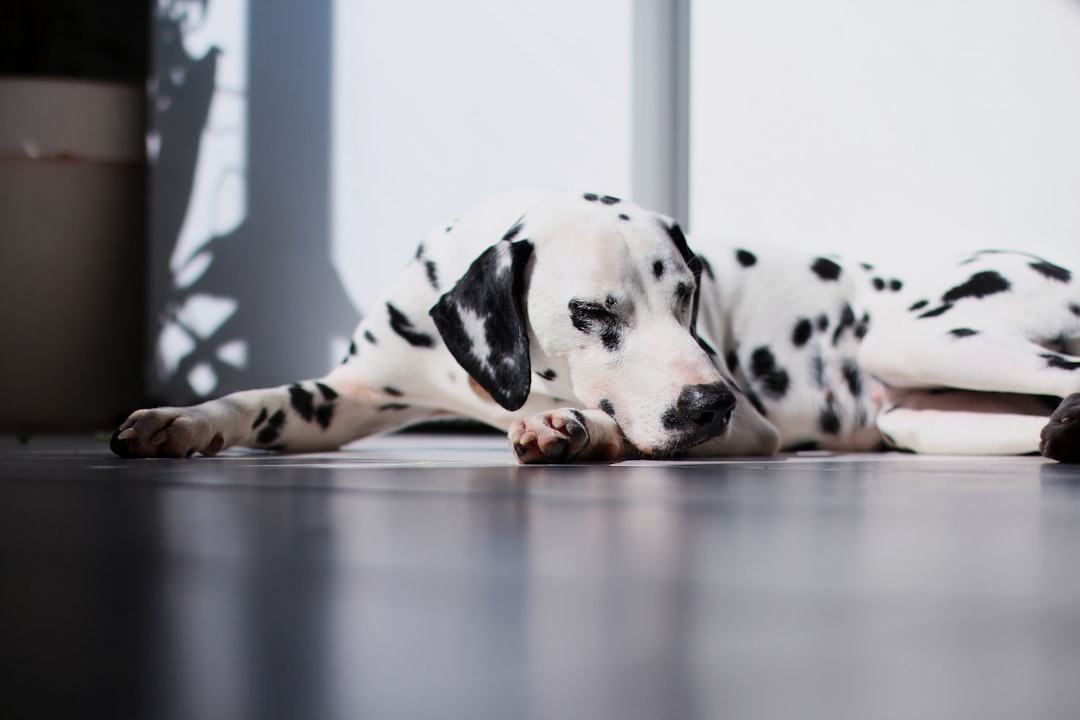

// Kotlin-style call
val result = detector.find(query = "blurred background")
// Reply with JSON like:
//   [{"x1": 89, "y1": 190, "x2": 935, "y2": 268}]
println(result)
[{"x1": 1, "y1": 0, "x2": 1077, "y2": 430}]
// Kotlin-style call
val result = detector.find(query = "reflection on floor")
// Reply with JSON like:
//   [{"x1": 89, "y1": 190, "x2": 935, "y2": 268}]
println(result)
[{"x1": 2, "y1": 434, "x2": 1080, "y2": 720}]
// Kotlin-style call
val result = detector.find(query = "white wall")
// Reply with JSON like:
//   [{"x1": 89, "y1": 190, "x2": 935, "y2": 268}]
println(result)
[
  {"x1": 690, "y1": 0, "x2": 1080, "y2": 269},
  {"x1": 332, "y1": 0, "x2": 633, "y2": 312}
]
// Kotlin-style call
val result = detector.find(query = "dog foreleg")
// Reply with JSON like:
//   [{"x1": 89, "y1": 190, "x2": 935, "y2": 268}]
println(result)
[{"x1": 111, "y1": 369, "x2": 437, "y2": 458}]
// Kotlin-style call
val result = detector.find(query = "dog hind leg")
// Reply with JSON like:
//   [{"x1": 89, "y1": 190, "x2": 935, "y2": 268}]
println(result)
[
  {"x1": 876, "y1": 390, "x2": 1054, "y2": 455},
  {"x1": 860, "y1": 327, "x2": 1080, "y2": 398},
  {"x1": 1041, "y1": 393, "x2": 1080, "y2": 463}
]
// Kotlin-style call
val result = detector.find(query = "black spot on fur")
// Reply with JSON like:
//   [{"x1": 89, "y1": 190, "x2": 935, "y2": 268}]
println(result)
[
  {"x1": 618, "y1": 213, "x2": 630, "y2": 221},
  {"x1": 1044, "y1": 334, "x2": 1070, "y2": 354},
  {"x1": 817, "y1": 314, "x2": 829, "y2": 332},
  {"x1": 725, "y1": 349, "x2": 739, "y2": 373},
  {"x1": 424, "y1": 260, "x2": 439, "y2": 290},
  {"x1": 909, "y1": 299, "x2": 929, "y2": 312},
  {"x1": 736, "y1": 249, "x2": 757, "y2": 267},
  {"x1": 502, "y1": 221, "x2": 524, "y2": 243},
  {"x1": 387, "y1": 302, "x2": 435, "y2": 348},
  {"x1": 819, "y1": 403, "x2": 841, "y2": 435},
  {"x1": 316, "y1": 382, "x2": 338, "y2": 401},
  {"x1": 257, "y1": 409, "x2": 286, "y2": 445},
  {"x1": 860, "y1": 262, "x2": 874, "y2": 271},
  {"x1": 315, "y1": 404, "x2": 334, "y2": 429},
  {"x1": 842, "y1": 359, "x2": 862, "y2": 397},
  {"x1": 664, "y1": 223, "x2": 696, "y2": 268},
  {"x1": 598, "y1": 399, "x2": 616, "y2": 418},
  {"x1": 378, "y1": 403, "x2": 411, "y2": 411},
  {"x1": 653, "y1": 260, "x2": 665, "y2": 279},
  {"x1": 872, "y1": 277, "x2": 886, "y2": 291},
  {"x1": 364, "y1": 329, "x2": 377, "y2": 345},
  {"x1": 1043, "y1": 353, "x2": 1080, "y2": 371},
  {"x1": 919, "y1": 304, "x2": 954, "y2": 319},
  {"x1": 600, "y1": 327, "x2": 622, "y2": 351},
  {"x1": 949, "y1": 328, "x2": 980, "y2": 338},
  {"x1": 569, "y1": 408, "x2": 587, "y2": 426},
  {"x1": 383, "y1": 386, "x2": 405, "y2": 397},
  {"x1": 750, "y1": 346, "x2": 790, "y2": 399},
  {"x1": 569, "y1": 299, "x2": 624, "y2": 351},
  {"x1": 832, "y1": 304, "x2": 856, "y2": 345},
  {"x1": 811, "y1": 354, "x2": 825, "y2": 388},
  {"x1": 583, "y1": 192, "x2": 599, "y2": 202},
  {"x1": 252, "y1": 408, "x2": 268, "y2": 429},
  {"x1": 811, "y1": 257, "x2": 842, "y2": 281},
  {"x1": 890, "y1": 279, "x2": 903, "y2": 291},
  {"x1": 1030, "y1": 261, "x2": 1071, "y2": 283},
  {"x1": 600, "y1": 195, "x2": 621, "y2": 205},
  {"x1": 289, "y1": 384, "x2": 316, "y2": 422},
  {"x1": 942, "y1": 271, "x2": 1011, "y2": 303},
  {"x1": 792, "y1": 318, "x2": 813, "y2": 347},
  {"x1": 537, "y1": 369, "x2": 557, "y2": 381},
  {"x1": 415, "y1": 243, "x2": 425, "y2": 260},
  {"x1": 854, "y1": 313, "x2": 870, "y2": 341},
  {"x1": 1071, "y1": 303, "x2": 1080, "y2": 317}
]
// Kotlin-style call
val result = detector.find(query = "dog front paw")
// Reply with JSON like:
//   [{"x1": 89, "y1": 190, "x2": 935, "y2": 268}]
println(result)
[
  {"x1": 1041, "y1": 393, "x2": 1080, "y2": 464},
  {"x1": 111, "y1": 408, "x2": 225, "y2": 459},
  {"x1": 509, "y1": 408, "x2": 594, "y2": 464},
  {"x1": 509, "y1": 408, "x2": 633, "y2": 464}
]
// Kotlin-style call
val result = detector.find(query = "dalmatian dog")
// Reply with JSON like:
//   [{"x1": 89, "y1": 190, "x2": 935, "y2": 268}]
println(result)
[{"x1": 111, "y1": 190, "x2": 1080, "y2": 464}]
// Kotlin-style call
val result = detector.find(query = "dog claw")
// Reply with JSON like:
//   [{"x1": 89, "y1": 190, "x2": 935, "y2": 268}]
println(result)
[{"x1": 109, "y1": 427, "x2": 135, "y2": 458}]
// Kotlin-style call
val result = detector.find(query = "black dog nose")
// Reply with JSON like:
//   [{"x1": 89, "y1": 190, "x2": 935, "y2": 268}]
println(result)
[{"x1": 665, "y1": 382, "x2": 736, "y2": 436}]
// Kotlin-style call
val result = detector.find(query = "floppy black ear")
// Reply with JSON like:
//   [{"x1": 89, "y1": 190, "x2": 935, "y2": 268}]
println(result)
[
  {"x1": 430, "y1": 238, "x2": 535, "y2": 411},
  {"x1": 663, "y1": 220, "x2": 704, "y2": 338}
]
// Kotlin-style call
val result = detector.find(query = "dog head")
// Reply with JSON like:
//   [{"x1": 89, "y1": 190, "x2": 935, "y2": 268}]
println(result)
[{"x1": 431, "y1": 192, "x2": 736, "y2": 455}]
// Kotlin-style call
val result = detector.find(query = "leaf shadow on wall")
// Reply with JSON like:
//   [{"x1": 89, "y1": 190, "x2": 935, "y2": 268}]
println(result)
[{"x1": 149, "y1": 0, "x2": 359, "y2": 405}]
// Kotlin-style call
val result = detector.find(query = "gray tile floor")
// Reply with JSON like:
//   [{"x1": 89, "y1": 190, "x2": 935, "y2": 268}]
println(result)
[{"x1": 2, "y1": 434, "x2": 1080, "y2": 720}]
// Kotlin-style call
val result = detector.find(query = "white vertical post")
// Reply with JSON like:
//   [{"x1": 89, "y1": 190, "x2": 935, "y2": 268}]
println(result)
[{"x1": 632, "y1": 0, "x2": 690, "y2": 224}]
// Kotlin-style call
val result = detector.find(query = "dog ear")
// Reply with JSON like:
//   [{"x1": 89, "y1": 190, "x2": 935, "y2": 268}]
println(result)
[{"x1": 430, "y1": 237, "x2": 535, "y2": 411}]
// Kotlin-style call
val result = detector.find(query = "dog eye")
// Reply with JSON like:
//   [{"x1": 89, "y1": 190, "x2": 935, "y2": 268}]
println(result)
[
  {"x1": 568, "y1": 299, "x2": 614, "y2": 318},
  {"x1": 676, "y1": 282, "x2": 695, "y2": 306}
]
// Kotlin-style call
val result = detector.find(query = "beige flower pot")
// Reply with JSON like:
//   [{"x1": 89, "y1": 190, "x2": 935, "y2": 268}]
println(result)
[{"x1": 0, "y1": 78, "x2": 146, "y2": 431}]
